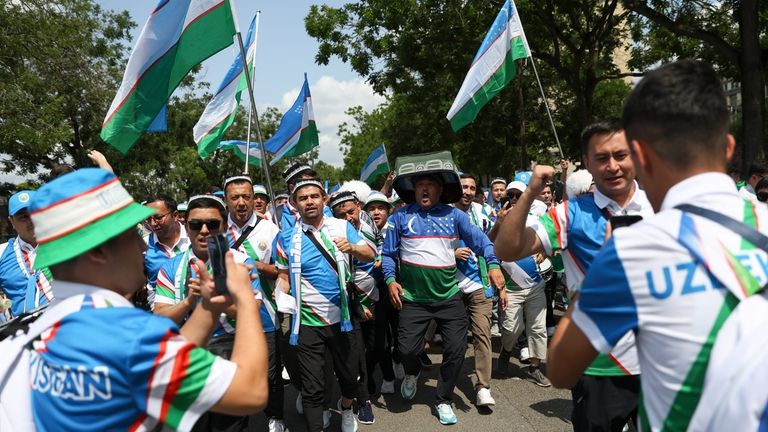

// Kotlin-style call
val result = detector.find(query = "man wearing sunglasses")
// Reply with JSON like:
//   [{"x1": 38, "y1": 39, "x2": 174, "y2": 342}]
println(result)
[
  {"x1": 143, "y1": 195, "x2": 189, "y2": 305},
  {"x1": 153, "y1": 195, "x2": 271, "y2": 431}
]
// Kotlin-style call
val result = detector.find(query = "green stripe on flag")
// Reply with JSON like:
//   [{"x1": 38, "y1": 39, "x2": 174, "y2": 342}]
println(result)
[
  {"x1": 362, "y1": 163, "x2": 389, "y2": 185},
  {"x1": 450, "y1": 37, "x2": 528, "y2": 132},
  {"x1": 101, "y1": 3, "x2": 235, "y2": 154},
  {"x1": 281, "y1": 121, "x2": 319, "y2": 159}
]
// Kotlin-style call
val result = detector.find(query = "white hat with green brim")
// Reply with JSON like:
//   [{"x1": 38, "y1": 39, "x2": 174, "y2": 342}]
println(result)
[{"x1": 29, "y1": 168, "x2": 155, "y2": 269}]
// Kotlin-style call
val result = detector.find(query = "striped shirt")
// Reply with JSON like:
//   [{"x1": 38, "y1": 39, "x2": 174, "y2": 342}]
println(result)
[
  {"x1": 31, "y1": 281, "x2": 235, "y2": 431},
  {"x1": 572, "y1": 173, "x2": 768, "y2": 431},
  {"x1": 530, "y1": 183, "x2": 653, "y2": 377}
]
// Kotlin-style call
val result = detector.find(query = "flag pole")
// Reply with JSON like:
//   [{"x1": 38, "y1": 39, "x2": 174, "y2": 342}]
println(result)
[
  {"x1": 512, "y1": 0, "x2": 564, "y2": 160},
  {"x1": 234, "y1": 12, "x2": 279, "y2": 225},
  {"x1": 243, "y1": 11, "x2": 261, "y2": 174}
]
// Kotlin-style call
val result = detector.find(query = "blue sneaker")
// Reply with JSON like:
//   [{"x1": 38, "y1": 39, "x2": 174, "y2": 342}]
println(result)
[
  {"x1": 357, "y1": 399, "x2": 375, "y2": 425},
  {"x1": 436, "y1": 403, "x2": 457, "y2": 425},
  {"x1": 401, "y1": 373, "x2": 419, "y2": 400}
]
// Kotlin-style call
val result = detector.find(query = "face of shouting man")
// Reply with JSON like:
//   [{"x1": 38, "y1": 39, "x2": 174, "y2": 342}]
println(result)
[
  {"x1": 366, "y1": 202, "x2": 389, "y2": 231},
  {"x1": 186, "y1": 207, "x2": 225, "y2": 261},
  {"x1": 414, "y1": 176, "x2": 442, "y2": 211}
]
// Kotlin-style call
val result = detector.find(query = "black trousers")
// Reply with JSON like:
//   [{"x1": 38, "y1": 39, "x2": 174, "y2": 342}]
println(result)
[
  {"x1": 373, "y1": 297, "x2": 396, "y2": 381},
  {"x1": 571, "y1": 375, "x2": 640, "y2": 432},
  {"x1": 264, "y1": 331, "x2": 284, "y2": 420},
  {"x1": 192, "y1": 335, "x2": 248, "y2": 432},
  {"x1": 545, "y1": 274, "x2": 558, "y2": 328},
  {"x1": 398, "y1": 293, "x2": 468, "y2": 404},
  {"x1": 298, "y1": 323, "x2": 360, "y2": 432},
  {"x1": 278, "y1": 312, "x2": 335, "y2": 407}
]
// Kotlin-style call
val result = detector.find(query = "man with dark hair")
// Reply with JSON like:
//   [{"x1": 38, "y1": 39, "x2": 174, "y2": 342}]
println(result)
[
  {"x1": 494, "y1": 116, "x2": 653, "y2": 431},
  {"x1": 143, "y1": 194, "x2": 189, "y2": 299},
  {"x1": 277, "y1": 163, "x2": 328, "y2": 229},
  {"x1": 384, "y1": 151, "x2": 504, "y2": 426},
  {"x1": 545, "y1": 59, "x2": 768, "y2": 430},
  {"x1": 153, "y1": 194, "x2": 270, "y2": 431},
  {"x1": 275, "y1": 179, "x2": 374, "y2": 432},
  {"x1": 452, "y1": 173, "x2": 505, "y2": 406},
  {"x1": 222, "y1": 176, "x2": 284, "y2": 432},
  {"x1": 23, "y1": 169, "x2": 268, "y2": 430},
  {"x1": 738, "y1": 162, "x2": 768, "y2": 202},
  {"x1": 0, "y1": 190, "x2": 53, "y2": 316}
]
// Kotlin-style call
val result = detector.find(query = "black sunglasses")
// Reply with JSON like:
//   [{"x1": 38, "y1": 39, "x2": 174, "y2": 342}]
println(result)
[
  {"x1": 506, "y1": 191, "x2": 522, "y2": 199},
  {"x1": 187, "y1": 219, "x2": 222, "y2": 231}
]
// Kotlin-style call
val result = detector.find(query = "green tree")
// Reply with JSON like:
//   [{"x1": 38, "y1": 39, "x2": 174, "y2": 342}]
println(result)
[
  {"x1": 306, "y1": 0, "x2": 635, "y2": 178},
  {"x1": 623, "y1": 0, "x2": 768, "y2": 173}
]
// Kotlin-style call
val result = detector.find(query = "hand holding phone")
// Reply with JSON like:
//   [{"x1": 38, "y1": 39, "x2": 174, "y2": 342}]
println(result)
[{"x1": 207, "y1": 234, "x2": 230, "y2": 295}]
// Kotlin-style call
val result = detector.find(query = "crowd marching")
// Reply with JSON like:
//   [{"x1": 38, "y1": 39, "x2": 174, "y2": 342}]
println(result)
[{"x1": 0, "y1": 59, "x2": 767, "y2": 432}]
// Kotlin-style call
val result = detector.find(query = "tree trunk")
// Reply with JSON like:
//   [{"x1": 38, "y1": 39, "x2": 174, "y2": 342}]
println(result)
[{"x1": 737, "y1": 0, "x2": 766, "y2": 172}]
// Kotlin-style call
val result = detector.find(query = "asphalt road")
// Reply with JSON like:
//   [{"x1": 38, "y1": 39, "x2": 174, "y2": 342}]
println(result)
[{"x1": 249, "y1": 336, "x2": 574, "y2": 432}]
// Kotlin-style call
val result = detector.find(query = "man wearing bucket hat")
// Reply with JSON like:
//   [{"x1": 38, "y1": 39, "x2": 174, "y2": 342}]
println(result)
[
  {"x1": 253, "y1": 184, "x2": 273, "y2": 220},
  {"x1": 274, "y1": 178, "x2": 374, "y2": 432},
  {"x1": 0, "y1": 190, "x2": 54, "y2": 317},
  {"x1": 382, "y1": 151, "x2": 505, "y2": 425},
  {"x1": 25, "y1": 168, "x2": 268, "y2": 430}
]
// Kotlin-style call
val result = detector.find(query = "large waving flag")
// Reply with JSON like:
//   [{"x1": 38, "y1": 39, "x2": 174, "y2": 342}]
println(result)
[
  {"x1": 360, "y1": 144, "x2": 389, "y2": 185},
  {"x1": 101, "y1": 0, "x2": 236, "y2": 153},
  {"x1": 194, "y1": 15, "x2": 258, "y2": 158},
  {"x1": 446, "y1": 0, "x2": 530, "y2": 132},
  {"x1": 218, "y1": 140, "x2": 261, "y2": 166},
  {"x1": 264, "y1": 75, "x2": 319, "y2": 165}
]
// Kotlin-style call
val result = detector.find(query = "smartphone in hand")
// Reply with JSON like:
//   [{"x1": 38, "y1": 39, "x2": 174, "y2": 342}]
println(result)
[{"x1": 207, "y1": 234, "x2": 230, "y2": 295}]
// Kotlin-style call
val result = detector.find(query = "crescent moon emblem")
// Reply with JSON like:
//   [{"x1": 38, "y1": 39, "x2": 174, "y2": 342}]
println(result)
[{"x1": 407, "y1": 216, "x2": 417, "y2": 234}]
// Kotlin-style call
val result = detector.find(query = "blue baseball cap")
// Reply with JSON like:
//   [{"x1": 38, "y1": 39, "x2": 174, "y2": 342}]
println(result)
[
  {"x1": 9, "y1": 190, "x2": 35, "y2": 216},
  {"x1": 514, "y1": 171, "x2": 532, "y2": 185}
]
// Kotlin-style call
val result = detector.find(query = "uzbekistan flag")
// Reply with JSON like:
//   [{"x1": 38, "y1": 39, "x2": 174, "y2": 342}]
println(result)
[
  {"x1": 194, "y1": 14, "x2": 258, "y2": 159},
  {"x1": 264, "y1": 74, "x2": 319, "y2": 165},
  {"x1": 101, "y1": 0, "x2": 236, "y2": 154},
  {"x1": 360, "y1": 144, "x2": 389, "y2": 185},
  {"x1": 446, "y1": 0, "x2": 530, "y2": 131},
  {"x1": 218, "y1": 140, "x2": 261, "y2": 167}
]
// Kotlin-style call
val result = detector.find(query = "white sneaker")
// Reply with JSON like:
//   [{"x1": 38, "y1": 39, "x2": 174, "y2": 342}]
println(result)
[
  {"x1": 393, "y1": 362, "x2": 405, "y2": 380},
  {"x1": 341, "y1": 405, "x2": 358, "y2": 432},
  {"x1": 268, "y1": 418, "x2": 286, "y2": 432},
  {"x1": 520, "y1": 347, "x2": 530, "y2": 363},
  {"x1": 401, "y1": 374, "x2": 419, "y2": 400},
  {"x1": 282, "y1": 366, "x2": 290, "y2": 381},
  {"x1": 295, "y1": 393, "x2": 303, "y2": 415},
  {"x1": 476, "y1": 387, "x2": 496, "y2": 407},
  {"x1": 324, "y1": 409, "x2": 331, "y2": 429},
  {"x1": 380, "y1": 379, "x2": 395, "y2": 394}
]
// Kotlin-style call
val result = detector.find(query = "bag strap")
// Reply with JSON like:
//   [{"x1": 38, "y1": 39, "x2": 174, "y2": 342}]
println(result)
[
  {"x1": 232, "y1": 218, "x2": 260, "y2": 250},
  {"x1": 306, "y1": 231, "x2": 339, "y2": 270},
  {"x1": 676, "y1": 204, "x2": 768, "y2": 252}
]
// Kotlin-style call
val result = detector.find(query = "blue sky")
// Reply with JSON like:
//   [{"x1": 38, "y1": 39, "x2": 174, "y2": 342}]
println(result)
[{"x1": 95, "y1": 0, "x2": 385, "y2": 166}]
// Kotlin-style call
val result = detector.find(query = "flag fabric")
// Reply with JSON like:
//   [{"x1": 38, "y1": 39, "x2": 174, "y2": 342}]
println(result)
[
  {"x1": 194, "y1": 15, "x2": 258, "y2": 159},
  {"x1": 218, "y1": 140, "x2": 261, "y2": 166},
  {"x1": 329, "y1": 183, "x2": 341, "y2": 194},
  {"x1": 264, "y1": 75, "x2": 319, "y2": 165},
  {"x1": 101, "y1": 0, "x2": 236, "y2": 154},
  {"x1": 360, "y1": 144, "x2": 389, "y2": 185},
  {"x1": 446, "y1": 0, "x2": 530, "y2": 132},
  {"x1": 147, "y1": 105, "x2": 167, "y2": 132}
]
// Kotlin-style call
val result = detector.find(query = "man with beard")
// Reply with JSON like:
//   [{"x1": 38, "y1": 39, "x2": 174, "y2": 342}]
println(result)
[
  {"x1": 452, "y1": 173, "x2": 507, "y2": 407},
  {"x1": 24, "y1": 169, "x2": 268, "y2": 431},
  {"x1": 153, "y1": 195, "x2": 272, "y2": 431},
  {"x1": 489, "y1": 178, "x2": 506, "y2": 214},
  {"x1": 277, "y1": 164, "x2": 333, "y2": 230},
  {"x1": 493, "y1": 118, "x2": 654, "y2": 431},
  {"x1": 275, "y1": 179, "x2": 374, "y2": 432}
]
